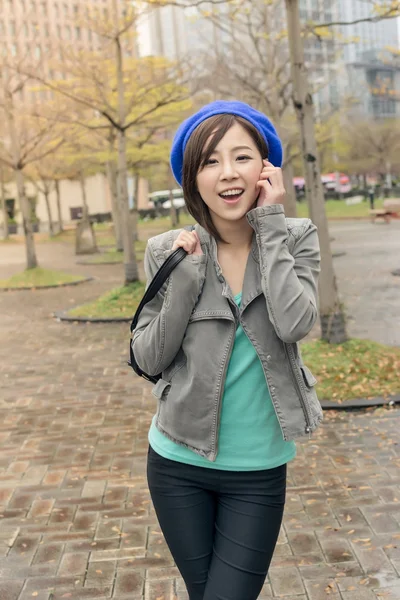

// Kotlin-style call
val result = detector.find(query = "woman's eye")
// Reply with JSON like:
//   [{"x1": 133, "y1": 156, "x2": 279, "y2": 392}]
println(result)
[
  {"x1": 204, "y1": 158, "x2": 217, "y2": 166},
  {"x1": 237, "y1": 155, "x2": 251, "y2": 161}
]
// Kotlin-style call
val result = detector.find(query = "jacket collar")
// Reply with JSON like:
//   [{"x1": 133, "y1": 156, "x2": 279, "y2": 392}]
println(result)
[{"x1": 195, "y1": 224, "x2": 263, "y2": 310}]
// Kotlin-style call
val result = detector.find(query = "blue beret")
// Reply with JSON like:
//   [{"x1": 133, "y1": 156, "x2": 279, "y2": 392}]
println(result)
[{"x1": 170, "y1": 100, "x2": 283, "y2": 186}]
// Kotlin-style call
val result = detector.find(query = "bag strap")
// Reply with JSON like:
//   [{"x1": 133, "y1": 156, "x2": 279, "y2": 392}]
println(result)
[{"x1": 130, "y1": 225, "x2": 195, "y2": 332}]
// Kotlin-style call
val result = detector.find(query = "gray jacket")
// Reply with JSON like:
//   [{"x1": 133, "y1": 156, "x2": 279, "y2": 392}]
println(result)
[{"x1": 132, "y1": 204, "x2": 323, "y2": 462}]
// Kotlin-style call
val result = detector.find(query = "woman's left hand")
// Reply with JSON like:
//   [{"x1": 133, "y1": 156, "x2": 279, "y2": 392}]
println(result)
[{"x1": 256, "y1": 160, "x2": 286, "y2": 208}]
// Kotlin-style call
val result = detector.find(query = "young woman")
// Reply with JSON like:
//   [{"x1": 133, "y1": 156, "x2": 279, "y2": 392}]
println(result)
[{"x1": 132, "y1": 100, "x2": 323, "y2": 600}]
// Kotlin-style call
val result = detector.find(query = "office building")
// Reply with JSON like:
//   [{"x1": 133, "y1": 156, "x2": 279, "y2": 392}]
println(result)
[{"x1": 336, "y1": 0, "x2": 400, "y2": 118}]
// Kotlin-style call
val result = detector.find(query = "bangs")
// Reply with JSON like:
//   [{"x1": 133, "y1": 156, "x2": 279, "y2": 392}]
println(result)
[{"x1": 197, "y1": 114, "x2": 238, "y2": 168}]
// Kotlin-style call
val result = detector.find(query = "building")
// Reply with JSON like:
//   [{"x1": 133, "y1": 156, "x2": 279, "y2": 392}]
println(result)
[
  {"x1": 137, "y1": 2, "x2": 229, "y2": 64},
  {"x1": 0, "y1": 0, "x2": 148, "y2": 227},
  {"x1": 1, "y1": 174, "x2": 150, "y2": 236},
  {"x1": 0, "y1": 0, "x2": 136, "y2": 103},
  {"x1": 336, "y1": 0, "x2": 400, "y2": 118},
  {"x1": 299, "y1": 0, "x2": 341, "y2": 116}
]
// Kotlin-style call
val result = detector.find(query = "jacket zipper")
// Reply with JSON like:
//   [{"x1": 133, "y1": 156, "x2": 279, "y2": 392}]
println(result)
[
  {"x1": 211, "y1": 322, "x2": 236, "y2": 461},
  {"x1": 284, "y1": 343, "x2": 312, "y2": 438},
  {"x1": 240, "y1": 322, "x2": 288, "y2": 442}
]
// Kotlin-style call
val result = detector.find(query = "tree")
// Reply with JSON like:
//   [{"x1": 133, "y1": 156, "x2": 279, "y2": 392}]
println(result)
[
  {"x1": 25, "y1": 2, "x2": 191, "y2": 284},
  {"x1": 284, "y1": 0, "x2": 347, "y2": 343},
  {"x1": 0, "y1": 62, "x2": 65, "y2": 269},
  {"x1": 27, "y1": 171, "x2": 56, "y2": 236},
  {"x1": 338, "y1": 118, "x2": 400, "y2": 185},
  {"x1": 0, "y1": 164, "x2": 13, "y2": 240}
]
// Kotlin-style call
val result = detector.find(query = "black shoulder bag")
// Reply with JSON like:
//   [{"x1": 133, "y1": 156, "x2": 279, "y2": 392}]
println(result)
[{"x1": 128, "y1": 246, "x2": 188, "y2": 384}]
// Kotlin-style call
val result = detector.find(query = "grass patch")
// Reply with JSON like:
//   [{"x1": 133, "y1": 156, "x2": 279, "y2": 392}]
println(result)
[
  {"x1": 0, "y1": 267, "x2": 86, "y2": 289},
  {"x1": 93, "y1": 223, "x2": 113, "y2": 232},
  {"x1": 86, "y1": 250, "x2": 124, "y2": 263},
  {"x1": 97, "y1": 234, "x2": 118, "y2": 247},
  {"x1": 82, "y1": 241, "x2": 147, "y2": 264},
  {"x1": 0, "y1": 237, "x2": 18, "y2": 243},
  {"x1": 68, "y1": 281, "x2": 146, "y2": 319},
  {"x1": 297, "y1": 197, "x2": 385, "y2": 219},
  {"x1": 301, "y1": 338, "x2": 400, "y2": 403},
  {"x1": 139, "y1": 213, "x2": 195, "y2": 231}
]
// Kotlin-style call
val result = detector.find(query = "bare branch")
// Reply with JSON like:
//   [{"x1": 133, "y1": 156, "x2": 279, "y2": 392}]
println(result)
[{"x1": 306, "y1": 8, "x2": 400, "y2": 33}]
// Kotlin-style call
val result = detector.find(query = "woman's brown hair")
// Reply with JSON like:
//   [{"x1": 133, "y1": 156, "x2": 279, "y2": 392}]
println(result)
[{"x1": 182, "y1": 114, "x2": 269, "y2": 242}]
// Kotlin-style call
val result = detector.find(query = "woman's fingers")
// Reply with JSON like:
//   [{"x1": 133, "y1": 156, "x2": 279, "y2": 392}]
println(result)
[
  {"x1": 259, "y1": 165, "x2": 283, "y2": 186},
  {"x1": 171, "y1": 231, "x2": 200, "y2": 254}
]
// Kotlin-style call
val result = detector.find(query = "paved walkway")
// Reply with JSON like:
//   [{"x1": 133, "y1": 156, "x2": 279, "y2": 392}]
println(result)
[{"x1": 0, "y1": 220, "x2": 399, "y2": 600}]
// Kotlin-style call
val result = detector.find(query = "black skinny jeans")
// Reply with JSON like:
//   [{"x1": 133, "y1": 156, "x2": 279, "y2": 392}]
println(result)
[{"x1": 147, "y1": 445, "x2": 287, "y2": 600}]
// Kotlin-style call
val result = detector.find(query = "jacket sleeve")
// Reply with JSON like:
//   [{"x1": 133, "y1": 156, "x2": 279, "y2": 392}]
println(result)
[
  {"x1": 131, "y1": 238, "x2": 207, "y2": 376},
  {"x1": 247, "y1": 204, "x2": 320, "y2": 343}
]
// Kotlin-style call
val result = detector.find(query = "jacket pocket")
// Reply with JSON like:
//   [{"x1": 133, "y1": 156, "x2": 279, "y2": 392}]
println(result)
[
  {"x1": 300, "y1": 364, "x2": 318, "y2": 387},
  {"x1": 299, "y1": 364, "x2": 322, "y2": 423},
  {"x1": 151, "y1": 378, "x2": 171, "y2": 401}
]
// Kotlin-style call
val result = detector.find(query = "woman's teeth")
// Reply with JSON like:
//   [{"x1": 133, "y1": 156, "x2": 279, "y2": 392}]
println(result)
[{"x1": 219, "y1": 189, "x2": 244, "y2": 200}]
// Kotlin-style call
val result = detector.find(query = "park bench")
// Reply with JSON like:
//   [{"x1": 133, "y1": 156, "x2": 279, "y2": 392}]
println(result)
[{"x1": 370, "y1": 199, "x2": 400, "y2": 223}]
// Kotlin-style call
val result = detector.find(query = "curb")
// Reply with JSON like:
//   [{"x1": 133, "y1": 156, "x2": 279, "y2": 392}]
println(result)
[
  {"x1": 53, "y1": 308, "x2": 132, "y2": 323},
  {"x1": 320, "y1": 395, "x2": 400, "y2": 410},
  {"x1": 76, "y1": 260, "x2": 123, "y2": 266},
  {"x1": 0, "y1": 276, "x2": 94, "y2": 292}
]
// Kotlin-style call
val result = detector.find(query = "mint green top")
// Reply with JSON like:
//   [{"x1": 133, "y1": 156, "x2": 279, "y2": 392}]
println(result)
[{"x1": 149, "y1": 293, "x2": 296, "y2": 470}]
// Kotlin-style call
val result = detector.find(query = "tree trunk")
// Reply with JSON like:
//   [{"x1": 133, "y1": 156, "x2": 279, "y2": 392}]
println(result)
[
  {"x1": 106, "y1": 159, "x2": 123, "y2": 251},
  {"x1": 44, "y1": 188, "x2": 54, "y2": 236},
  {"x1": 285, "y1": 0, "x2": 347, "y2": 344},
  {"x1": 282, "y1": 158, "x2": 297, "y2": 218},
  {"x1": 169, "y1": 189, "x2": 178, "y2": 228},
  {"x1": 79, "y1": 171, "x2": 89, "y2": 219},
  {"x1": 55, "y1": 179, "x2": 63, "y2": 233},
  {"x1": 1, "y1": 177, "x2": 9, "y2": 240},
  {"x1": 168, "y1": 170, "x2": 178, "y2": 227},
  {"x1": 131, "y1": 170, "x2": 139, "y2": 242},
  {"x1": 114, "y1": 11, "x2": 138, "y2": 284},
  {"x1": 16, "y1": 168, "x2": 38, "y2": 269}
]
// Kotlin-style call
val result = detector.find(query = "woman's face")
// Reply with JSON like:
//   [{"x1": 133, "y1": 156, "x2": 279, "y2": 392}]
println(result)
[{"x1": 196, "y1": 122, "x2": 263, "y2": 226}]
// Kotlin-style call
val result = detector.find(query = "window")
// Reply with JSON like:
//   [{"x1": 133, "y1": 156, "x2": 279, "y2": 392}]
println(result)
[
  {"x1": 35, "y1": 45, "x2": 41, "y2": 58},
  {"x1": 23, "y1": 23, "x2": 28, "y2": 36},
  {"x1": 66, "y1": 25, "x2": 71, "y2": 39},
  {"x1": 10, "y1": 21, "x2": 16, "y2": 35},
  {"x1": 11, "y1": 44, "x2": 17, "y2": 56},
  {"x1": 41, "y1": 1, "x2": 46, "y2": 14},
  {"x1": 75, "y1": 26, "x2": 81, "y2": 40},
  {"x1": 63, "y1": 2, "x2": 68, "y2": 15},
  {"x1": 44, "y1": 24, "x2": 49, "y2": 37}
]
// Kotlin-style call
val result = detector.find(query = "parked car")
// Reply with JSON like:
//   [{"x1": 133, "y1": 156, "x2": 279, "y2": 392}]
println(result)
[{"x1": 149, "y1": 189, "x2": 185, "y2": 210}]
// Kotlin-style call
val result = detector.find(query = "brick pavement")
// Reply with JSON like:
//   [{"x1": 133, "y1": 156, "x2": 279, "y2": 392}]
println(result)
[{"x1": 0, "y1": 220, "x2": 400, "y2": 599}]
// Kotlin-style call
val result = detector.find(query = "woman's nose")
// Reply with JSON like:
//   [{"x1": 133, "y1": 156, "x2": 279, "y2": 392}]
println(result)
[{"x1": 220, "y1": 161, "x2": 239, "y2": 180}]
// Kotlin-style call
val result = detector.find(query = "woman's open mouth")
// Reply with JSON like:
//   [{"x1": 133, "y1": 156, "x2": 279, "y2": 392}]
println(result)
[{"x1": 218, "y1": 189, "x2": 244, "y2": 204}]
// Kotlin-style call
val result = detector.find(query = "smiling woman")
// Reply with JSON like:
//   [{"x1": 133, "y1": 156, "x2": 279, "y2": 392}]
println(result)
[{"x1": 131, "y1": 100, "x2": 321, "y2": 600}]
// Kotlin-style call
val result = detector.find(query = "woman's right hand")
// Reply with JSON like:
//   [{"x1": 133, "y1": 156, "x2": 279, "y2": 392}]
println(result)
[{"x1": 171, "y1": 230, "x2": 203, "y2": 255}]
